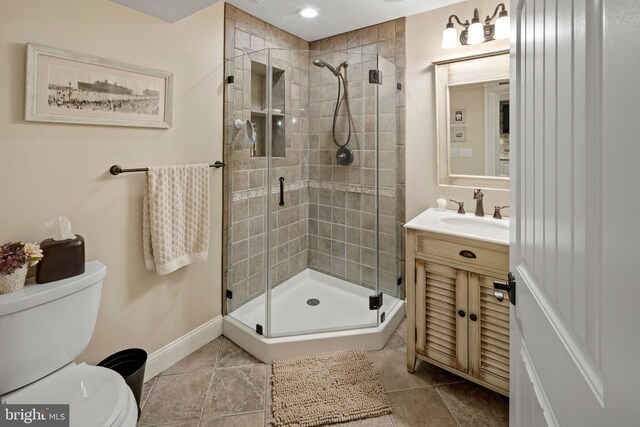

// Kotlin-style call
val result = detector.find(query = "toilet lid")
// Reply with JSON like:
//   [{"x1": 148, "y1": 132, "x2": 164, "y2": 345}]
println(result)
[{"x1": 2, "y1": 363, "x2": 129, "y2": 427}]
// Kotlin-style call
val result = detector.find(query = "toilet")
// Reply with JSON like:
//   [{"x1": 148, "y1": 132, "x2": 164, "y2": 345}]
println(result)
[{"x1": 0, "y1": 261, "x2": 137, "y2": 426}]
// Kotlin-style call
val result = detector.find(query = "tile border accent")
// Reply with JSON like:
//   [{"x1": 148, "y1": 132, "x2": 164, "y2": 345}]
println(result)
[
  {"x1": 308, "y1": 180, "x2": 396, "y2": 198},
  {"x1": 231, "y1": 180, "x2": 396, "y2": 201},
  {"x1": 231, "y1": 187, "x2": 267, "y2": 202},
  {"x1": 144, "y1": 315, "x2": 223, "y2": 381},
  {"x1": 231, "y1": 180, "x2": 308, "y2": 201}
]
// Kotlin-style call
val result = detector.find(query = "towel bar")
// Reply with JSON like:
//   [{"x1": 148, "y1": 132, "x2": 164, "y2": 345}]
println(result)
[{"x1": 109, "y1": 161, "x2": 225, "y2": 175}]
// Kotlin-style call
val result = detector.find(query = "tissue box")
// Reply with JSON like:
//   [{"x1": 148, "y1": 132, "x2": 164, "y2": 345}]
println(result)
[{"x1": 36, "y1": 235, "x2": 85, "y2": 284}]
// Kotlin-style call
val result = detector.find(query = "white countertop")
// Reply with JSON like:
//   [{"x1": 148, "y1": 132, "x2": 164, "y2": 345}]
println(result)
[{"x1": 404, "y1": 208, "x2": 510, "y2": 246}]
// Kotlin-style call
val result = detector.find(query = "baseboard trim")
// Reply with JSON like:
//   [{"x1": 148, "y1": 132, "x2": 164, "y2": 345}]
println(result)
[{"x1": 144, "y1": 315, "x2": 223, "y2": 381}]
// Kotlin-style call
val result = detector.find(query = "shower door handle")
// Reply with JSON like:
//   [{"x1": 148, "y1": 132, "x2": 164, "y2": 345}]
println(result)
[{"x1": 279, "y1": 177, "x2": 285, "y2": 206}]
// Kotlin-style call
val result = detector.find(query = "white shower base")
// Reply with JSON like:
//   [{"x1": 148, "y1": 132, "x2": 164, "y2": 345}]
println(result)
[{"x1": 223, "y1": 268, "x2": 405, "y2": 363}]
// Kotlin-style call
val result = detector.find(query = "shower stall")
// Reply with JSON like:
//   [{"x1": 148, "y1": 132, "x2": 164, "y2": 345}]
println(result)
[{"x1": 222, "y1": 48, "x2": 403, "y2": 362}]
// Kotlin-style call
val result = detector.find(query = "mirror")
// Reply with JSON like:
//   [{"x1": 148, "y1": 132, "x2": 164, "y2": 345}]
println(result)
[
  {"x1": 449, "y1": 81, "x2": 509, "y2": 176},
  {"x1": 434, "y1": 51, "x2": 510, "y2": 189}
]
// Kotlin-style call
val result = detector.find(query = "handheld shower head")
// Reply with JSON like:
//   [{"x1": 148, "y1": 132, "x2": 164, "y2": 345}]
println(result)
[{"x1": 313, "y1": 58, "x2": 339, "y2": 76}]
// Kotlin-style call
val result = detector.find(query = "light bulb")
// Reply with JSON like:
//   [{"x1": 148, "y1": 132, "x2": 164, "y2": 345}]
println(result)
[
  {"x1": 494, "y1": 14, "x2": 510, "y2": 39},
  {"x1": 297, "y1": 7, "x2": 318, "y2": 18},
  {"x1": 441, "y1": 25, "x2": 459, "y2": 49},
  {"x1": 467, "y1": 21, "x2": 485, "y2": 45}
]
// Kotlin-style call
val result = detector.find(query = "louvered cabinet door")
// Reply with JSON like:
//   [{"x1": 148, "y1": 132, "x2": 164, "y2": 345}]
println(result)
[
  {"x1": 415, "y1": 260, "x2": 468, "y2": 371},
  {"x1": 468, "y1": 273, "x2": 510, "y2": 393}
]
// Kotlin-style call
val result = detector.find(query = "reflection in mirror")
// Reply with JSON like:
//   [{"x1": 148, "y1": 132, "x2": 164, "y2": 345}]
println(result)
[
  {"x1": 448, "y1": 81, "x2": 509, "y2": 177},
  {"x1": 434, "y1": 51, "x2": 510, "y2": 189}
]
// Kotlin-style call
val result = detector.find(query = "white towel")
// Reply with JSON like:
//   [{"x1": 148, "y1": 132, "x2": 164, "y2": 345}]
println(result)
[{"x1": 143, "y1": 164, "x2": 210, "y2": 275}]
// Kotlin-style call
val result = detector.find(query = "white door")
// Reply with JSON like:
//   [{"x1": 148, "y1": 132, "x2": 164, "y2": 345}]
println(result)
[{"x1": 510, "y1": 0, "x2": 640, "y2": 425}]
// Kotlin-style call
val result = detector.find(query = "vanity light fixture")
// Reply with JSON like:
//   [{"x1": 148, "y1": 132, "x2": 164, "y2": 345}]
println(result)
[
  {"x1": 441, "y1": 3, "x2": 510, "y2": 49},
  {"x1": 297, "y1": 7, "x2": 318, "y2": 18}
]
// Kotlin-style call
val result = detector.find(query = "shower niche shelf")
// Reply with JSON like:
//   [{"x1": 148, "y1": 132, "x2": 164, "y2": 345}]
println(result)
[
  {"x1": 250, "y1": 61, "x2": 285, "y2": 158},
  {"x1": 250, "y1": 111, "x2": 285, "y2": 117}
]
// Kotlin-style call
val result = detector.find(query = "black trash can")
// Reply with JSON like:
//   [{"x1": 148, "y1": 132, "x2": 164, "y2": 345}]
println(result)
[{"x1": 98, "y1": 348, "x2": 147, "y2": 419}]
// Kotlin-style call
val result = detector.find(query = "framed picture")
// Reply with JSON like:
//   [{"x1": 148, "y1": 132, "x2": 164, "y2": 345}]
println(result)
[
  {"x1": 25, "y1": 43, "x2": 173, "y2": 128},
  {"x1": 451, "y1": 126, "x2": 466, "y2": 142},
  {"x1": 451, "y1": 108, "x2": 465, "y2": 125}
]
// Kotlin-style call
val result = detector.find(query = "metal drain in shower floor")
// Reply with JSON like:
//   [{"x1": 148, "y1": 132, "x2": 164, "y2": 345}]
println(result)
[{"x1": 307, "y1": 298, "x2": 320, "y2": 306}]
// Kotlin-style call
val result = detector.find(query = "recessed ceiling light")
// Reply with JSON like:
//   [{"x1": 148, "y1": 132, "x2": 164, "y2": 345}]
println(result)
[{"x1": 297, "y1": 7, "x2": 318, "y2": 18}]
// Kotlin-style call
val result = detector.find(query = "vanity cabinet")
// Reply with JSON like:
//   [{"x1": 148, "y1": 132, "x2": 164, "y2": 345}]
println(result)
[{"x1": 407, "y1": 228, "x2": 510, "y2": 396}]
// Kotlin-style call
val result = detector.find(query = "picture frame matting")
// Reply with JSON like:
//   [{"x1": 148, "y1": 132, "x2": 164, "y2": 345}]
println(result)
[{"x1": 25, "y1": 43, "x2": 173, "y2": 128}]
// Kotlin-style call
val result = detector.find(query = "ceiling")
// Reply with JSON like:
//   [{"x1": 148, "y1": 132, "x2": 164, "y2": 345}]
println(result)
[
  {"x1": 109, "y1": 0, "x2": 465, "y2": 41},
  {"x1": 109, "y1": 0, "x2": 221, "y2": 23}
]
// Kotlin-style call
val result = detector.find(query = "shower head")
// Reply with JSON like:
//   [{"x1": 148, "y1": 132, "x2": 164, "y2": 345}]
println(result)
[{"x1": 313, "y1": 58, "x2": 339, "y2": 76}]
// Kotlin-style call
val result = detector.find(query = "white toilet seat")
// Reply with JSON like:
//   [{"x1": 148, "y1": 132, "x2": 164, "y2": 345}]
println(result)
[
  {"x1": 1, "y1": 363, "x2": 137, "y2": 427},
  {"x1": 109, "y1": 384, "x2": 138, "y2": 427}
]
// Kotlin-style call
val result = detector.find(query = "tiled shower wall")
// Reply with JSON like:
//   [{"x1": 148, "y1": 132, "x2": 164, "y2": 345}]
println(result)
[
  {"x1": 304, "y1": 50, "x2": 396, "y2": 292},
  {"x1": 224, "y1": 4, "x2": 407, "y2": 313},
  {"x1": 224, "y1": 4, "x2": 310, "y2": 312},
  {"x1": 308, "y1": 20, "x2": 407, "y2": 295}
]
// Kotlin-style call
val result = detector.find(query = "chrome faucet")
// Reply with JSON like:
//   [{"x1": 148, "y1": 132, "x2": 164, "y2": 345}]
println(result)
[{"x1": 473, "y1": 189, "x2": 484, "y2": 216}]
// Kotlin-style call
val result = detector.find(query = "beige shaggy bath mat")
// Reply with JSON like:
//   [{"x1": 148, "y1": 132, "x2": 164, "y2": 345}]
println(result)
[{"x1": 271, "y1": 348, "x2": 392, "y2": 426}]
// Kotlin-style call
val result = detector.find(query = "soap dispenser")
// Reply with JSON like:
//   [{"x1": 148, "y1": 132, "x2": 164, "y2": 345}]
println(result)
[{"x1": 437, "y1": 195, "x2": 447, "y2": 211}]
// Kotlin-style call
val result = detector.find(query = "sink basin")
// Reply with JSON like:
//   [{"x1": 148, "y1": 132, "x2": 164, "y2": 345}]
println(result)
[
  {"x1": 404, "y1": 208, "x2": 510, "y2": 245},
  {"x1": 439, "y1": 216, "x2": 509, "y2": 232}
]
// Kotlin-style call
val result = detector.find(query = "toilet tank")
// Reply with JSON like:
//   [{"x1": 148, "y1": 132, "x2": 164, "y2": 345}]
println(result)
[{"x1": 0, "y1": 261, "x2": 106, "y2": 395}]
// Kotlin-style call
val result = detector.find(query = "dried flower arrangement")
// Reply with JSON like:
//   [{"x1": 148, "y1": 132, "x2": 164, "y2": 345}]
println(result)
[{"x1": 0, "y1": 242, "x2": 44, "y2": 275}]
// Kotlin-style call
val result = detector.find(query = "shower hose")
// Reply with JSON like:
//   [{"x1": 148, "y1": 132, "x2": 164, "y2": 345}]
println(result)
[{"x1": 332, "y1": 71, "x2": 357, "y2": 148}]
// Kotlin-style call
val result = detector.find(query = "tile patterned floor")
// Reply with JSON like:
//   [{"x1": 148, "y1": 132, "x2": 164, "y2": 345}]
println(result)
[{"x1": 137, "y1": 318, "x2": 509, "y2": 427}]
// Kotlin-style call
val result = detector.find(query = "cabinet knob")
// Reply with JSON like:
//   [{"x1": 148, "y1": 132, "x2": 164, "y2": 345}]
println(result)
[
  {"x1": 459, "y1": 250, "x2": 477, "y2": 259},
  {"x1": 458, "y1": 310, "x2": 466, "y2": 317},
  {"x1": 470, "y1": 314, "x2": 478, "y2": 321}
]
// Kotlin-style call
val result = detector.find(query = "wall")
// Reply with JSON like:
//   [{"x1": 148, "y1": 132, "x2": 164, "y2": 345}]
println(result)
[
  {"x1": 309, "y1": 20, "x2": 405, "y2": 294},
  {"x1": 405, "y1": 0, "x2": 510, "y2": 221},
  {"x1": 449, "y1": 84, "x2": 485, "y2": 175},
  {"x1": 0, "y1": 0, "x2": 225, "y2": 363}
]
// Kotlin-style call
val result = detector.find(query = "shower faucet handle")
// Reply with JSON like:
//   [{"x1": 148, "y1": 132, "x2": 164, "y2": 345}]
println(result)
[
  {"x1": 449, "y1": 199, "x2": 465, "y2": 214},
  {"x1": 336, "y1": 146, "x2": 354, "y2": 166}
]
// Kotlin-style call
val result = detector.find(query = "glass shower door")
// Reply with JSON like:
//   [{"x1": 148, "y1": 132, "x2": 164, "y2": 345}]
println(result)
[
  {"x1": 264, "y1": 48, "x2": 310, "y2": 337},
  {"x1": 224, "y1": 51, "x2": 269, "y2": 335},
  {"x1": 265, "y1": 49, "x2": 392, "y2": 337},
  {"x1": 375, "y1": 55, "x2": 401, "y2": 322}
]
